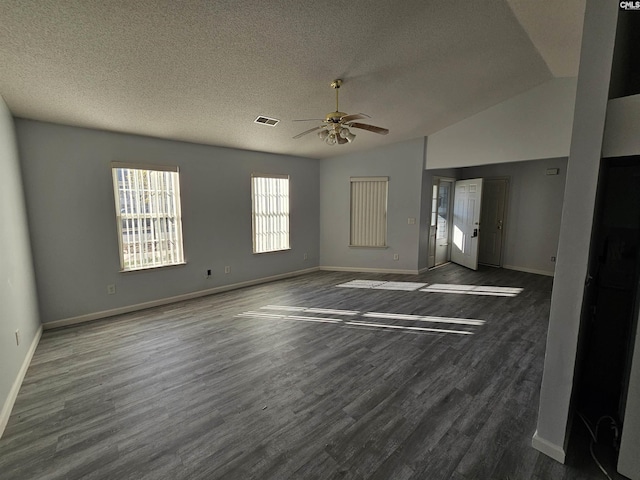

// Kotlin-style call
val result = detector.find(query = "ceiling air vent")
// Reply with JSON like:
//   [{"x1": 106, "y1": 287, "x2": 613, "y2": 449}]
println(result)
[{"x1": 254, "y1": 116, "x2": 279, "y2": 126}]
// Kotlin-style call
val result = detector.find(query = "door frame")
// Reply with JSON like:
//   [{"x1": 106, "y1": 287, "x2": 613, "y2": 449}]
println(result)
[{"x1": 428, "y1": 176, "x2": 456, "y2": 269}]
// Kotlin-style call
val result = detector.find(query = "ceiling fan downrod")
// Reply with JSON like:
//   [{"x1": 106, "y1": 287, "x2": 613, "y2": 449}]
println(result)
[{"x1": 331, "y1": 79, "x2": 342, "y2": 113}]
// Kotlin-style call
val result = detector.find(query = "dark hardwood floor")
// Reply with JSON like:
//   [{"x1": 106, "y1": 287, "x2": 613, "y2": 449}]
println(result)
[{"x1": 0, "y1": 265, "x2": 627, "y2": 479}]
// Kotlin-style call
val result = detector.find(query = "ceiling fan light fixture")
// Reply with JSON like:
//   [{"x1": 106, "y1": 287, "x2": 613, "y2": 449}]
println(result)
[{"x1": 292, "y1": 79, "x2": 388, "y2": 144}]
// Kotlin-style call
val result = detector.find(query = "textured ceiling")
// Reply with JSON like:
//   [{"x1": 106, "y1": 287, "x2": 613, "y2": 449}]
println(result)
[{"x1": 0, "y1": 0, "x2": 585, "y2": 160}]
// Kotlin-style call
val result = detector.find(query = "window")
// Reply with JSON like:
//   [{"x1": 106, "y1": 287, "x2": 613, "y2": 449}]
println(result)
[
  {"x1": 350, "y1": 177, "x2": 388, "y2": 247},
  {"x1": 431, "y1": 183, "x2": 438, "y2": 227},
  {"x1": 251, "y1": 174, "x2": 290, "y2": 254},
  {"x1": 112, "y1": 163, "x2": 185, "y2": 271}
]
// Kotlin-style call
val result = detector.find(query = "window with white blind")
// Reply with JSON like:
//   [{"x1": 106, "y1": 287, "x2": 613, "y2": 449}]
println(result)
[
  {"x1": 112, "y1": 163, "x2": 185, "y2": 271},
  {"x1": 350, "y1": 177, "x2": 388, "y2": 247},
  {"x1": 252, "y1": 174, "x2": 290, "y2": 254}
]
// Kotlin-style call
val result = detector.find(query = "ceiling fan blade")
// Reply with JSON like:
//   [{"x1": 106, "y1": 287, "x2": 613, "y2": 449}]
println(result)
[
  {"x1": 340, "y1": 113, "x2": 370, "y2": 123},
  {"x1": 293, "y1": 125, "x2": 324, "y2": 139},
  {"x1": 348, "y1": 122, "x2": 389, "y2": 135},
  {"x1": 293, "y1": 118, "x2": 326, "y2": 122}
]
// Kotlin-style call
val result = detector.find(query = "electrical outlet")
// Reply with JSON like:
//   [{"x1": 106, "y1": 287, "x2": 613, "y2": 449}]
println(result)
[
  {"x1": 551, "y1": 256, "x2": 556, "y2": 262},
  {"x1": 407, "y1": 217, "x2": 416, "y2": 225},
  {"x1": 224, "y1": 266, "x2": 231, "y2": 274},
  {"x1": 15, "y1": 329, "x2": 20, "y2": 346},
  {"x1": 107, "y1": 284, "x2": 116, "y2": 295},
  {"x1": 393, "y1": 254, "x2": 399, "y2": 261},
  {"x1": 304, "y1": 253, "x2": 308, "y2": 260}
]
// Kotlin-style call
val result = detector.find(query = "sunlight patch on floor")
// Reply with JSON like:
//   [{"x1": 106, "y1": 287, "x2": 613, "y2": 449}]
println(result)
[
  {"x1": 335, "y1": 280, "x2": 523, "y2": 297},
  {"x1": 235, "y1": 305, "x2": 485, "y2": 336},
  {"x1": 421, "y1": 284, "x2": 523, "y2": 297},
  {"x1": 336, "y1": 280, "x2": 427, "y2": 291},
  {"x1": 261, "y1": 305, "x2": 359, "y2": 315},
  {"x1": 363, "y1": 311, "x2": 485, "y2": 326},
  {"x1": 344, "y1": 321, "x2": 473, "y2": 335}
]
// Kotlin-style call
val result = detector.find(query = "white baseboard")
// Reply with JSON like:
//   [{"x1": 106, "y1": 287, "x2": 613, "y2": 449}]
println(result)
[
  {"x1": 320, "y1": 266, "x2": 420, "y2": 275},
  {"x1": 321, "y1": 264, "x2": 555, "y2": 277},
  {"x1": 532, "y1": 430, "x2": 566, "y2": 464},
  {"x1": 503, "y1": 264, "x2": 555, "y2": 277},
  {"x1": 0, "y1": 325, "x2": 42, "y2": 439},
  {"x1": 43, "y1": 267, "x2": 320, "y2": 330}
]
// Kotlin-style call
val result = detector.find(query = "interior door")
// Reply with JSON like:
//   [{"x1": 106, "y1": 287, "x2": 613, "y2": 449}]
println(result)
[
  {"x1": 435, "y1": 180, "x2": 453, "y2": 266},
  {"x1": 479, "y1": 178, "x2": 508, "y2": 266},
  {"x1": 451, "y1": 178, "x2": 483, "y2": 270}
]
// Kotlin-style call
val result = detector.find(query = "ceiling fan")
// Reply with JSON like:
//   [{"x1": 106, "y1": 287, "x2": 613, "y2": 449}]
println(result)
[{"x1": 293, "y1": 79, "x2": 389, "y2": 145}]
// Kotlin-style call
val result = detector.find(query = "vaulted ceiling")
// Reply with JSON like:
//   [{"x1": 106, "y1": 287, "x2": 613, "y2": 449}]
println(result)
[{"x1": 0, "y1": 0, "x2": 585, "y2": 159}]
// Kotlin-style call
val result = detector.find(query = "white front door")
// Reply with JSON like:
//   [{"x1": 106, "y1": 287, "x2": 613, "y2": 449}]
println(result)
[{"x1": 451, "y1": 178, "x2": 483, "y2": 270}]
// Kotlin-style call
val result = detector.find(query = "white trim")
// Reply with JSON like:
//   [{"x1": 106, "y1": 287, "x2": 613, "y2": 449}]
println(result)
[
  {"x1": 112, "y1": 165, "x2": 185, "y2": 271},
  {"x1": 43, "y1": 267, "x2": 320, "y2": 330},
  {"x1": 251, "y1": 173, "x2": 289, "y2": 180},
  {"x1": 428, "y1": 262, "x2": 452, "y2": 271},
  {"x1": 350, "y1": 176, "x2": 389, "y2": 182},
  {"x1": 350, "y1": 177, "x2": 388, "y2": 248},
  {"x1": 320, "y1": 266, "x2": 419, "y2": 275},
  {"x1": 532, "y1": 430, "x2": 566, "y2": 464},
  {"x1": 251, "y1": 175, "x2": 290, "y2": 254},
  {"x1": 503, "y1": 264, "x2": 555, "y2": 277},
  {"x1": 0, "y1": 325, "x2": 42, "y2": 439},
  {"x1": 111, "y1": 161, "x2": 178, "y2": 172}
]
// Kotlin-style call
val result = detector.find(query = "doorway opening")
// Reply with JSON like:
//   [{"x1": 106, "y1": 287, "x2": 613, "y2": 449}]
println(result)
[
  {"x1": 428, "y1": 177, "x2": 455, "y2": 268},
  {"x1": 574, "y1": 156, "x2": 640, "y2": 476},
  {"x1": 577, "y1": 157, "x2": 640, "y2": 419},
  {"x1": 429, "y1": 176, "x2": 509, "y2": 271},
  {"x1": 478, "y1": 177, "x2": 509, "y2": 267}
]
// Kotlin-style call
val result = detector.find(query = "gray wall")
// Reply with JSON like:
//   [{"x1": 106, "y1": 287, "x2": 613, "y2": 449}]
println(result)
[
  {"x1": 603, "y1": 93, "x2": 640, "y2": 157},
  {"x1": 421, "y1": 78, "x2": 575, "y2": 278},
  {"x1": 0, "y1": 97, "x2": 40, "y2": 432},
  {"x1": 16, "y1": 120, "x2": 320, "y2": 324},
  {"x1": 426, "y1": 77, "x2": 576, "y2": 169},
  {"x1": 320, "y1": 138, "x2": 425, "y2": 272},
  {"x1": 461, "y1": 158, "x2": 567, "y2": 276}
]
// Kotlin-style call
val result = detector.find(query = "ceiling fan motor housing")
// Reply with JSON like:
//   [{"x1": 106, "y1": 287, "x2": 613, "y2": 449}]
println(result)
[{"x1": 326, "y1": 112, "x2": 347, "y2": 123}]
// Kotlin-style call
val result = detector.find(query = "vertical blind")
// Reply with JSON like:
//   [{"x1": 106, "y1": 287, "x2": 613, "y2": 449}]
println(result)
[
  {"x1": 252, "y1": 174, "x2": 290, "y2": 253},
  {"x1": 350, "y1": 177, "x2": 388, "y2": 247},
  {"x1": 112, "y1": 164, "x2": 185, "y2": 271}
]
